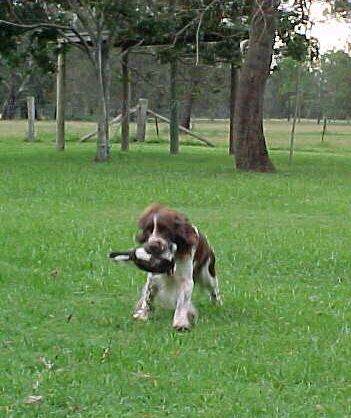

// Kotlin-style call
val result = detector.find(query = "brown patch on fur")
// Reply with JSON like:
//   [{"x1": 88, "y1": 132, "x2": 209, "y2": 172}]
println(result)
[{"x1": 194, "y1": 233, "x2": 215, "y2": 278}]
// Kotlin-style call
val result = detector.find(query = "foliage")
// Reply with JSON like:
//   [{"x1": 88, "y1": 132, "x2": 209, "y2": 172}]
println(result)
[
  {"x1": 0, "y1": 1, "x2": 59, "y2": 118},
  {"x1": 266, "y1": 51, "x2": 351, "y2": 120},
  {"x1": 320, "y1": 50, "x2": 351, "y2": 119}
]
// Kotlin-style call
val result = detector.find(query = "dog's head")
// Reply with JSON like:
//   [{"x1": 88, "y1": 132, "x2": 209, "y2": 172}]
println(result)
[{"x1": 136, "y1": 204, "x2": 198, "y2": 257}]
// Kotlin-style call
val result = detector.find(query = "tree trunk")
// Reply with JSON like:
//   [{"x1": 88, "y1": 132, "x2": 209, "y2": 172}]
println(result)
[
  {"x1": 170, "y1": 59, "x2": 179, "y2": 154},
  {"x1": 95, "y1": 41, "x2": 110, "y2": 162},
  {"x1": 289, "y1": 66, "x2": 301, "y2": 165},
  {"x1": 229, "y1": 63, "x2": 239, "y2": 155},
  {"x1": 2, "y1": 72, "x2": 18, "y2": 120},
  {"x1": 180, "y1": 66, "x2": 201, "y2": 130},
  {"x1": 180, "y1": 87, "x2": 194, "y2": 130},
  {"x1": 56, "y1": 48, "x2": 66, "y2": 151},
  {"x1": 233, "y1": 0, "x2": 277, "y2": 172},
  {"x1": 121, "y1": 51, "x2": 130, "y2": 151}
]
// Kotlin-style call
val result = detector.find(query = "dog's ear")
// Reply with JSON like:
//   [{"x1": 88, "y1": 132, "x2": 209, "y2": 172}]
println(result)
[
  {"x1": 137, "y1": 203, "x2": 165, "y2": 243},
  {"x1": 174, "y1": 221, "x2": 198, "y2": 255},
  {"x1": 138, "y1": 203, "x2": 165, "y2": 229},
  {"x1": 135, "y1": 230, "x2": 147, "y2": 243}
]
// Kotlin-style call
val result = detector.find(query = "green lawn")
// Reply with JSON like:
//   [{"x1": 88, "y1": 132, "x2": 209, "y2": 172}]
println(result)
[{"x1": 1, "y1": 120, "x2": 351, "y2": 417}]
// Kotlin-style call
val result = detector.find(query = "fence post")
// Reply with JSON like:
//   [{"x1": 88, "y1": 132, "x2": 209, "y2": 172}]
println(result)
[
  {"x1": 26, "y1": 96, "x2": 35, "y2": 143},
  {"x1": 136, "y1": 98, "x2": 148, "y2": 142},
  {"x1": 56, "y1": 46, "x2": 66, "y2": 151}
]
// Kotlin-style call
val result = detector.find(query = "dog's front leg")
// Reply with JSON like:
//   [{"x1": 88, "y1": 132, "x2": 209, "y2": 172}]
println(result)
[
  {"x1": 133, "y1": 273, "x2": 158, "y2": 321},
  {"x1": 172, "y1": 255, "x2": 197, "y2": 331}
]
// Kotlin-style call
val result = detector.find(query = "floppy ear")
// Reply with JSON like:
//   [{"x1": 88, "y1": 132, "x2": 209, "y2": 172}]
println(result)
[
  {"x1": 137, "y1": 203, "x2": 165, "y2": 243},
  {"x1": 174, "y1": 221, "x2": 198, "y2": 256},
  {"x1": 138, "y1": 203, "x2": 164, "y2": 229},
  {"x1": 135, "y1": 230, "x2": 147, "y2": 243}
]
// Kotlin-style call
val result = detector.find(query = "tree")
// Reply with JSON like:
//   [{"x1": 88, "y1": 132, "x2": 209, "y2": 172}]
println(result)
[
  {"x1": 320, "y1": 51, "x2": 351, "y2": 120},
  {"x1": 233, "y1": 0, "x2": 313, "y2": 171},
  {"x1": 0, "y1": 2, "x2": 57, "y2": 119},
  {"x1": 233, "y1": 0, "x2": 278, "y2": 172}
]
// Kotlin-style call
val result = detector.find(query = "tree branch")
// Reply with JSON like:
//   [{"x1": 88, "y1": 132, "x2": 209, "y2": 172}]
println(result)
[{"x1": 172, "y1": 0, "x2": 221, "y2": 46}]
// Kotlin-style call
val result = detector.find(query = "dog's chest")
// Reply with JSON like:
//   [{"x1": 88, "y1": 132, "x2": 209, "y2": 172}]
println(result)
[{"x1": 154, "y1": 274, "x2": 178, "y2": 308}]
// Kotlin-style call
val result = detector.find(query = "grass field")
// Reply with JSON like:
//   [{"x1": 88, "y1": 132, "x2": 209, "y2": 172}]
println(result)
[{"x1": 1, "y1": 120, "x2": 351, "y2": 417}]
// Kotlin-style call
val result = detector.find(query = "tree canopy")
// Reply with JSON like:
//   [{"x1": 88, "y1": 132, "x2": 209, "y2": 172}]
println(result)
[{"x1": 0, "y1": 0, "x2": 327, "y2": 170}]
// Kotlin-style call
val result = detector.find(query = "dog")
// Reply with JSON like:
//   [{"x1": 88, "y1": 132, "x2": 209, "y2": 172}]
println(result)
[{"x1": 133, "y1": 203, "x2": 221, "y2": 331}]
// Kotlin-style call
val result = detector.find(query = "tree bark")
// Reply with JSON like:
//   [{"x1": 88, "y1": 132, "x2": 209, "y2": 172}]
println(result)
[
  {"x1": 233, "y1": 0, "x2": 277, "y2": 172},
  {"x1": 121, "y1": 51, "x2": 130, "y2": 151},
  {"x1": 170, "y1": 59, "x2": 179, "y2": 154},
  {"x1": 289, "y1": 66, "x2": 301, "y2": 165},
  {"x1": 180, "y1": 66, "x2": 201, "y2": 130},
  {"x1": 2, "y1": 82, "x2": 17, "y2": 120},
  {"x1": 180, "y1": 87, "x2": 194, "y2": 130},
  {"x1": 2, "y1": 69, "x2": 31, "y2": 120},
  {"x1": 56, "y1": 48, "x2": 65, "y2": 151},
  {"x1": 229, "y1": 63, "x2": 239, "y2": 155},
  {"x1": 95, "y1": 41, "x2": 110, "y2": 162}
]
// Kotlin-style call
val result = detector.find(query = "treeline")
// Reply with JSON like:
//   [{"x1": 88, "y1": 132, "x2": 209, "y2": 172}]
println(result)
[
  {"x1": 1, "y1": 0, "x2": 350, "y2": 170},
  {"x1": 1, "y1": 48, "x2": 350, "y2": 122},
  {"x1": 265, "y1": 51, "x2": 351, "y2": 121},
  {"x1": 0, "y1": 47, "x2": 231, "y2": 121}
]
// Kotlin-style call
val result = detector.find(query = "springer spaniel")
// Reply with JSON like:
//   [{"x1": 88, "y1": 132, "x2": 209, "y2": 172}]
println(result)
[{"x1": 133, "y1": 203, "x2": 222, "y2": 331}]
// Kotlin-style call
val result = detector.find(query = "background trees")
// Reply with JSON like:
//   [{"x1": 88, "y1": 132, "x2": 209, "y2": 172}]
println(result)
[{"x1": 1, "y1": 1, "x2": 350, "y2": 169}]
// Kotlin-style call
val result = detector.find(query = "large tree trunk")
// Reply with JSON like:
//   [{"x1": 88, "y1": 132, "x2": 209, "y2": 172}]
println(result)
[
  {"x1": 233, "y1": 0, "x2": 277, "y2": 172},
  {"x1": 229, "y1": 63, "x2": 239, "y2": 155}
]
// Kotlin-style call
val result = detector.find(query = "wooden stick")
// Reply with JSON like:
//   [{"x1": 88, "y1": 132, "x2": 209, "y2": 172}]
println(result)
[
  {"x1": 146, "y1": 109, "x2": 215, "y2": 147},
  {"x1": 79, "y1": 106, "x2": 137, "y2": 142}
]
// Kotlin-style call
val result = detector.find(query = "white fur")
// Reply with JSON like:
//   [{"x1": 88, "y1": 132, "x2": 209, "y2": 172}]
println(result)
[
  {"x1": 135, "y1": 248, "x2": 152, "y2": 261},
  {"x1": 172, "y1": 248, "x2": 196, "y2": 330},
  {"x1": 113, "y1": 254, "x2": 130, "y2": 261},
  {"x1": 133, "y1": 249, "x2": 196, "y2": 329}
]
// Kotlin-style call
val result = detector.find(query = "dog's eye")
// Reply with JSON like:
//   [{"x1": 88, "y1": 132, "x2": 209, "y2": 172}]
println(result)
[{"x1": 157, "y1": 225, "x2": 169, "y2": 234}]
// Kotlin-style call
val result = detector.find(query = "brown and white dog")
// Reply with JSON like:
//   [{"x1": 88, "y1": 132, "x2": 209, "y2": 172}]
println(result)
[{"x1": 133, "y1": 203, "x2": 221, "y2": 331}]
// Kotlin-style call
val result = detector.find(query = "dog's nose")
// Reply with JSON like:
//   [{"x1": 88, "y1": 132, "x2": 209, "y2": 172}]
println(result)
[{"x1": 145, "y1": 240, "x2": 166, "y2": 255}]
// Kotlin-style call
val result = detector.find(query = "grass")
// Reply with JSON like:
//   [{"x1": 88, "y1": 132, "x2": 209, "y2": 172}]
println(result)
[{"x1": 1, "y1": 120, "x2": 351, "y2": 417}]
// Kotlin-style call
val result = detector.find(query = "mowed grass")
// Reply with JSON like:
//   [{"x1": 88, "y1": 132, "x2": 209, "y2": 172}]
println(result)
[
  {"x1": 1, "y1": 120, "x2": 351, "y2": 417},
  {"x1": 1, "y1": 118, "x2": 350, "y2": 153}
]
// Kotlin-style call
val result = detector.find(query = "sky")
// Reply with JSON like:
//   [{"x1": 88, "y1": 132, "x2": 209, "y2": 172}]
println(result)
[{"x1": 310, "y1": 1, "x2": 351, "y2": 53}]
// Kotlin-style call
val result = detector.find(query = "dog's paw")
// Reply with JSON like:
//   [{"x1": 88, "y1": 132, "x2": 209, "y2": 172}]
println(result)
[
  {"x1": 172, "y1": 321, "x2": 191, "y2": 332},
  {"x1": 132, "y1": 309, "x2": 149, "y2": 321},
  {"x1": 172, "y1": 316, "x2": 191, "y2": 332},
  {"x1": 211, "y1": 293, "x2": 223, "y2": 306}
]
